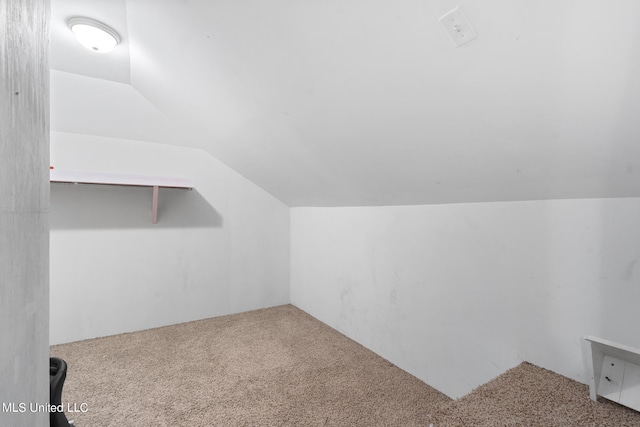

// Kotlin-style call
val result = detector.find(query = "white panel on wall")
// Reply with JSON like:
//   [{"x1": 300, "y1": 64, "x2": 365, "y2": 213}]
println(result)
[
  {"x1": 291, "y1": 198, "x2": 640, "y2": 398},
  {"x1": 0, "y1": 1, "x2": 50, "y2": 425}
]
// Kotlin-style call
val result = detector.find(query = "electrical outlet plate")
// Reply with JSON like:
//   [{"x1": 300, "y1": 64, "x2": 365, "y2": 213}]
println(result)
[{"x1": 439, "y1": 6, "x2": 477, "y2": 47}]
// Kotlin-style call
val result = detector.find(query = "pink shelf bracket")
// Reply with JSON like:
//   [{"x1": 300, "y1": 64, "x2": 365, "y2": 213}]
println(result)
[{"x1": 152, "y1": 185, "x2": 159, "y2": 224}]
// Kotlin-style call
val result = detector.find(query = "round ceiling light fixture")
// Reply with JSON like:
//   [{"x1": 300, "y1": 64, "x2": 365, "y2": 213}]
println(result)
[{"x1": 68, "y1": 17, "x2": 120, "y2": 53}]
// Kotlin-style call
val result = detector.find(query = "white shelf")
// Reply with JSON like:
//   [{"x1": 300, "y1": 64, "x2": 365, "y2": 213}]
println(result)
[
  {"x1": 583, "y1": 336, "x2": 640, "y2": 412},
  {"x1": 50, "y1": 170, "x2": 194, "y2": 189},
  {"x1": 50, "y1": 169, "x2": 194, "y2": 224}
]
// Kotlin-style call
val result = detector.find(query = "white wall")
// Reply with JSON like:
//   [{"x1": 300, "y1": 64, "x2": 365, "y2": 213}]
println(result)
[
  {"x1": 291, "y1": 198, "x2": 640, "y2": 398},
  {"x1": 0, "y1": 1, "x2": 49, "y2": 425},
  {"x1": 108, "y1": 1, "x2": 640, "y2": 207},
  {"x1": 50, "y1": 132, "x2": 290, "y2": 344}
]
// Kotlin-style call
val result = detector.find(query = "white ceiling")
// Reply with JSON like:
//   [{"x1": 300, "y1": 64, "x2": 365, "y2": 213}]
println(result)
[{"x1": 50, "y1": 0, "x2": 640, "y2": 206}]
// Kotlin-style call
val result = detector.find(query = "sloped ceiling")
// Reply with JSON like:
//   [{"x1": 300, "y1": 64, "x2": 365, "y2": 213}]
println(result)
[{"x1": 50, "y1": 0, "x2": 640, "y2": 206}]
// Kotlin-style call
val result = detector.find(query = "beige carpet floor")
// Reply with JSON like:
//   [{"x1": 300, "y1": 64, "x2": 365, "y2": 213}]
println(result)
[
  {"x1": 50, "y1": 305, "x2": 640, "y2": 426},
  {"x1": 429, "y1": 362, "x2": 640, "y2": 426}
]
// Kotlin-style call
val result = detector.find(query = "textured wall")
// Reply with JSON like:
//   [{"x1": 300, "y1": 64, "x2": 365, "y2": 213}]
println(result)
[
  {"x1": 291, "y1": 199, "x2": 640, "y2": 398},
  {"x1": 0, "y1": 1, "x2": 50, "y2": 426}
]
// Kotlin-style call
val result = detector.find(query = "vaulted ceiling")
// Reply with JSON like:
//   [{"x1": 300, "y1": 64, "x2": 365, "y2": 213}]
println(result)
[{"x1": 50, "y1": 0, "x2": 640, "y2": 206}]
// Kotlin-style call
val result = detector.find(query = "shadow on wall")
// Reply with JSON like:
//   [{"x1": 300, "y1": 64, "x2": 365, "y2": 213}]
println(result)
[
  {"x1": 50, "y1": 184, "x2": 222, "y2": 229},
  {"x1": 598, "y1": 199, "x2": 640, "y2": 347}
]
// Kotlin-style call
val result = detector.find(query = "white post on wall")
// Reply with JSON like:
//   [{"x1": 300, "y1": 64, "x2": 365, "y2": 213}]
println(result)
[{"x1": 0, "y1": 1, "x2": 51, "y2": 426}]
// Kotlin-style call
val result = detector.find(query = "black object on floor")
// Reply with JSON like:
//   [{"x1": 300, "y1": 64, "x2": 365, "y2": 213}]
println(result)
[{"x1": 50, "y1": 357, "x2": 72, "y2": 427}]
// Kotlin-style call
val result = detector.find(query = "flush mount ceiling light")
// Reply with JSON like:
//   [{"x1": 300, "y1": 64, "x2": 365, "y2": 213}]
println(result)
[{"x1": 68, "y1": 17, "x2": 120, "y2": 53}]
